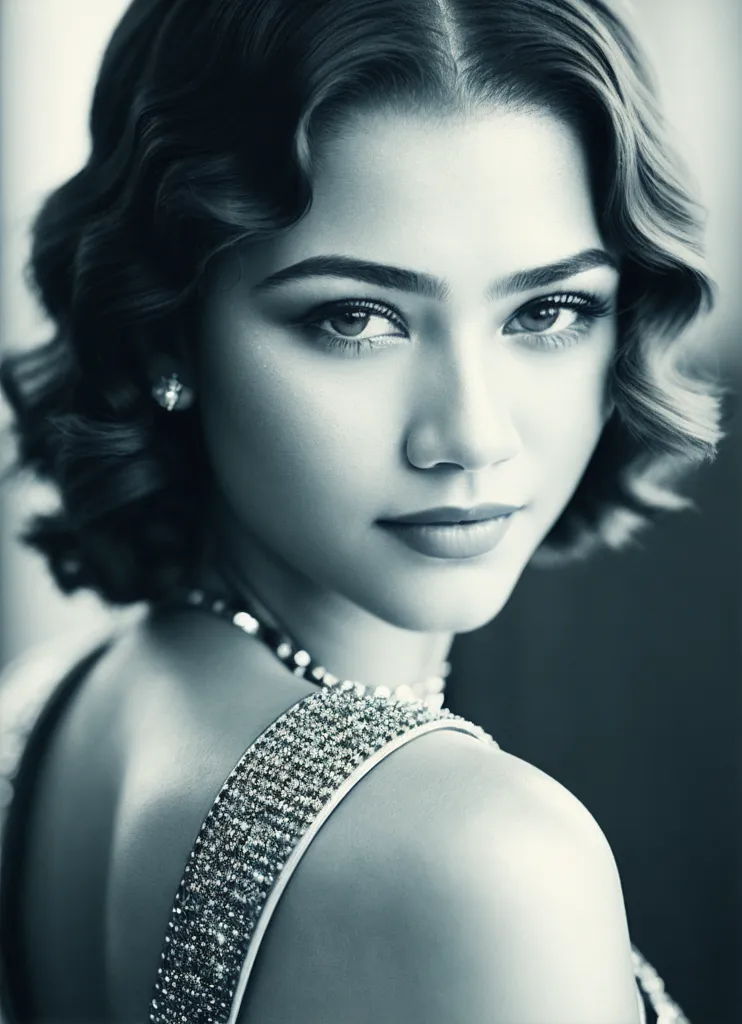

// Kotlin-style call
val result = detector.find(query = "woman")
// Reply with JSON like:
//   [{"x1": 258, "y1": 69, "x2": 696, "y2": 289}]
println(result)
[{"x1": 0, "y1": 0, "x2": 723, "y2": 1021}]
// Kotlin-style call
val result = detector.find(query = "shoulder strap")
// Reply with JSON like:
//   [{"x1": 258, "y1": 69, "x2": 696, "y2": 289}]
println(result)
[
  {"x1": 147, "y1": 680, "x2": 690, "y2": 1024},
  {"x1": 632, "y1": 946, "x2": 691, "y2": 1023},
  {"x1": 150, "y1": 684, "x2": 495, "y2": 1024}
]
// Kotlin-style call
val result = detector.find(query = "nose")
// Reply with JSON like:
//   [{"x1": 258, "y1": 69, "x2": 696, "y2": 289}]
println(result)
[{"x1": 404, "y1": 337, "x2": 521, "y2": 472}]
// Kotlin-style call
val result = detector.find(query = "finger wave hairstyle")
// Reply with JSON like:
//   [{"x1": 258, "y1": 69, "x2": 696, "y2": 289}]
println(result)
[{"x1": 0, "y1": 0, "x2": 723, "y2": 604}]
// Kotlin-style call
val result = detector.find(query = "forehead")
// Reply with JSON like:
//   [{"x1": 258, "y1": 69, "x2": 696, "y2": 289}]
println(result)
[{"x1": 253, "y1": 106, "x2": 602, "y2": 289}]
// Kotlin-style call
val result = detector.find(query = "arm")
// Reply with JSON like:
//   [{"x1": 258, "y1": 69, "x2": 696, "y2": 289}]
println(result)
[{"x1": 238, "y1": 728, "x2": 641, "y2": 1024}]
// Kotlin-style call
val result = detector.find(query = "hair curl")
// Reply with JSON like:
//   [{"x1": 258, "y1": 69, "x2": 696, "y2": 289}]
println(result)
[{"x1": 0, "y1": 0, "x2": 723, "y2": 604}]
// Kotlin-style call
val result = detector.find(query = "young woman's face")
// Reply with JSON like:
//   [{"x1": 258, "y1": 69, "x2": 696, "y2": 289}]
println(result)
[{"x1": 197, "y1": 106, "x2": 619, "y2": 633}]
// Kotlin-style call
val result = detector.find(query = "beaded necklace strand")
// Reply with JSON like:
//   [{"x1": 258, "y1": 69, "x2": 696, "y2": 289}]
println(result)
[{"x1": 165, "y1": 585, "x2": 449, "y2": 711}]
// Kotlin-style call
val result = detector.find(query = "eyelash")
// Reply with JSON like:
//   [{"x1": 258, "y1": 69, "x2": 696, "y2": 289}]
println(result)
[
  {"x1": 504, "y1": 291, "x2": 613, "y2": 351},
  {"x1": 296, "y1": 298, "x2": 407, "y2": 354},
  {"x1": 296, "y1": 292, "x2": 612, "y2": 355}
]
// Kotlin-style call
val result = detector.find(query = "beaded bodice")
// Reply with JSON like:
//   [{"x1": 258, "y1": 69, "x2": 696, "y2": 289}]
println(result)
[{"x1": 0, "y1": 637, "x2": 691, "y2": 1024}]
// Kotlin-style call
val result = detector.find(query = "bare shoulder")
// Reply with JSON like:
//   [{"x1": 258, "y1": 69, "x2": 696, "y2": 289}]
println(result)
[
  {"x1": 56, "y1": 608, "x2": 317, "y2": 1023},
  {"x1": 240, "y1": 727, "x2": 641, "y2": 1024}
]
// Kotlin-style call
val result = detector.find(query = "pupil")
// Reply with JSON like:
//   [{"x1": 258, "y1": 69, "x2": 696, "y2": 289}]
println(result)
[
  {"x1": 523, "y1": 306, "x2": 559, "y2": 331},
  {"x1": 330, "y1": 311, "x2": 369, "y2": 337}
]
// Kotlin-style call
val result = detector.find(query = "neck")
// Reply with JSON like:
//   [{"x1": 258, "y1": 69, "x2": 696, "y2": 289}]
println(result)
[{"x1": 195, "y1": 500, "x2": 454, "y2": 693}]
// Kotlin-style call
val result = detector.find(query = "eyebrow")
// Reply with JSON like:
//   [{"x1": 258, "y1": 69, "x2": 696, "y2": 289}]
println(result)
[{"x1": 252, "y1": 248, "x2": 618, "y2": 301}]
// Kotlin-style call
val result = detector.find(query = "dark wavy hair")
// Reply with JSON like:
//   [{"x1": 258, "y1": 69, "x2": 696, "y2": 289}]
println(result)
[{"x1": 0, "y1": 0, "x2": 723, "y2": 604}]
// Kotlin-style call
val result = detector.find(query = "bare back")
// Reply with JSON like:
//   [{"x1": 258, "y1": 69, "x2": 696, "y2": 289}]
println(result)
[{"x1": 19, "y1": 609, "x2": 315, "y2": 1021}]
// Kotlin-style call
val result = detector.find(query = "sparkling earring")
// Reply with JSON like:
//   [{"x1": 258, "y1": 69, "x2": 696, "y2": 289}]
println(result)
[{"x1": 152, "y1": 372, "x2": 194, "y2": 411}]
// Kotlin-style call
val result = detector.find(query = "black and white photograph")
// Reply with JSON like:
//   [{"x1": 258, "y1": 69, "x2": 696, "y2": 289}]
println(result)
[{"x1": 0, "y1": 1, "x2": 739, "y2": 1021}]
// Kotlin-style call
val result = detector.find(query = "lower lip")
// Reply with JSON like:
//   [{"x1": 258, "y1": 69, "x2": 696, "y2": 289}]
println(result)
[{"x1": 379, "y1": 514, "x2": 517, "y2": 560}]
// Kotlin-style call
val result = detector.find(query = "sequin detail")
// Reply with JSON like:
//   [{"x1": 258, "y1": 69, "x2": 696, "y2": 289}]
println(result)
[
  {"x1": 632, "y1": 947, "x2": 691, "y2": 1023},
  {"x1": 150, "y1": 684, "x2": 493, "y2": 1024}
]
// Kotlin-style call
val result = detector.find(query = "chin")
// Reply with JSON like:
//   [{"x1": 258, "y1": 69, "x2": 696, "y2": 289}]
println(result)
[{"x1": 365, "y1": 562, "x2": 523, "y2": 635}]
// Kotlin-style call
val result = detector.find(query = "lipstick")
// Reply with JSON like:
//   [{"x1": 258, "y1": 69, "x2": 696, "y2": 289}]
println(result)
[{"x1": 378, "y1": 504, "x2": 522, "y2": 559}]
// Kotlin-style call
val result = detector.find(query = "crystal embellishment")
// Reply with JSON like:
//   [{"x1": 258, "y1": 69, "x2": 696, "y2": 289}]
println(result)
[
  {"x1": 232, "y1": 611, "x2": 258, "y2": 635},
  {"x1": 149, "y1": 685, "x2": 496, "y2": 1024},
  {"x1": 632, "y1": 948, "x2": 691, "y2": 1023},
  {"x1": 153, "y1": 374, "x2": 185, "y2": 412}
]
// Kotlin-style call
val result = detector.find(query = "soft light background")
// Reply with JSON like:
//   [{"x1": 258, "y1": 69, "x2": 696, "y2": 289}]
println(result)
[
  {"x1": 0, "y1": 1, "x2": 740, "y2": 1020},
  {"x1": 1, "y1": 0, "x2": 134, "y2": 660}
]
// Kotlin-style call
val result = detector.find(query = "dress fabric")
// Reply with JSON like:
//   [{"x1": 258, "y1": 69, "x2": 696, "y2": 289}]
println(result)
[{"x1": 0, "y1": 638, "x2": 687, "y2": 1024}]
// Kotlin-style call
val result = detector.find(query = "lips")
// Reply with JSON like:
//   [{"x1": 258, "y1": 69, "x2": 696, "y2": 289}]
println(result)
[
  {"x1": 376, "y1": 512, "x2": 515, "y2": 561},
  {"x1": 380, "y1": 503, "x2": 523, "y2": 526}
]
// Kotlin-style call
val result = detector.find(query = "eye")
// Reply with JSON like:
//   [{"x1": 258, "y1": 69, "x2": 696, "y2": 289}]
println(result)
[
  {"x1": 502, "y1": 291, "x2": 613, "y2": 349},
  {"x1": 507, "y1": 303, "x2": 579, "y2": 334},
  {"x1": 320, "y1": 307, "x2": 402, "y2": 339},
  {"x1": 298, "y1": 299, "x2": 408, "y2": 353}
]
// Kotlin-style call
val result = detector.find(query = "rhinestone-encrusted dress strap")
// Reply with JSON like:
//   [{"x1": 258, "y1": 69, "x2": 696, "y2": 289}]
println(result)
[{"x1": 150, "y1": 686, "x2": 495, "y2": 1024}]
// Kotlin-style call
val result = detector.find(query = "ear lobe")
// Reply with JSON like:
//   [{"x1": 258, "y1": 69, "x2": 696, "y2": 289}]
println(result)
[{"x1": 602, "y1": 378, "x2": 617, "y2": 425}]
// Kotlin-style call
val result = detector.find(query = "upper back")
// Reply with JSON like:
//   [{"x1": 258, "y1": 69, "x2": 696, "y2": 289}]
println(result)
[
  {"x1": 7, "y1": 607, "x2": 641, "y2": 1024},
  {"x1": 14, "y1": 607, "x2": 316, "y2": 1020}
]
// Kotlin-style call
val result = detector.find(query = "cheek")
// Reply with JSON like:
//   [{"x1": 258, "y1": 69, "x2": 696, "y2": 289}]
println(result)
[
  {"x1": 197, "y1": 323, "x2": 400, "y2": 532},
  {"x1": 515, "y1": 346, "x2": 614, "y2": 493}
]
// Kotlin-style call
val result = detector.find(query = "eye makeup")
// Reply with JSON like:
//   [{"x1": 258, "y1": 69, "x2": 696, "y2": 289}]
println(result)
[
  {"x1": 289, "y1": 288, "x2": 614, "y2": 357},
  {"x1": 292, "y1": 298, "x2": 408, "y2": 355},
  {"x1": 503, "y1": 291, "x2": 614, "y2": 351}
]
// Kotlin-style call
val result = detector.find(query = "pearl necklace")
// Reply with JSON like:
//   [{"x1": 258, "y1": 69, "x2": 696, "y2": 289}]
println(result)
[{"x1": 168, "y1": 586, "x2": 450, "y2": 711}]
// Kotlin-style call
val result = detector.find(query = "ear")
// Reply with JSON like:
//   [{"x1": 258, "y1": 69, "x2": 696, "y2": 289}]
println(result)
[
  {"x1": 602, "y1": 396, "x2": 616, "y2": 425},
  {"x1": 601, "y1": 373, "x2": 618, "y2": 425}
]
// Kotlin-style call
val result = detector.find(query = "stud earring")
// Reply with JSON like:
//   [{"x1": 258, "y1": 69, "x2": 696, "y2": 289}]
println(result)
[{"x1": 152, "y1": 372, "x2": 194, "y2": 411}]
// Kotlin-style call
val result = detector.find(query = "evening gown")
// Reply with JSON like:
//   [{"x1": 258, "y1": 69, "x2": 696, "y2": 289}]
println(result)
[{"x1": 0, "y1": 631, "x2": 687, "y2": 1023}]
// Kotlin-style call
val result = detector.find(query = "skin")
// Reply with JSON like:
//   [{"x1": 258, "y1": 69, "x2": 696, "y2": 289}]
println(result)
[
  {"x1": 18, "y1": 105, "x2": 646, "y2": 1024},
  {"x1": 183, "y1": 103, "x2": 619, "y2": 692},
  {"x1": 22, "y1": 105, "x2": 635, "y2": 1023}
]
